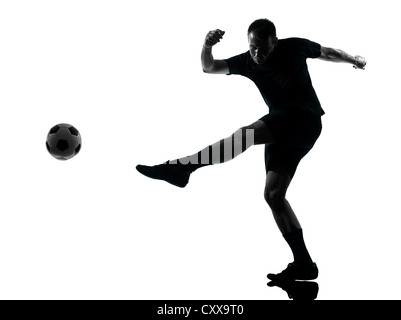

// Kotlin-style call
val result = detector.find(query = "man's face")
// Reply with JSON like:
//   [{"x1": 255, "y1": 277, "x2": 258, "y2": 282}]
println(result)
[{"x1": 248, "y1": 31, "x2": 278, "y2": 64}]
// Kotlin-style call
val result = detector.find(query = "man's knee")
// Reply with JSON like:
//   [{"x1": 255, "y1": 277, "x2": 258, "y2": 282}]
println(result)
[
  {"x1": 264, "y1": 187, "x2": 285, "y2": 208},
  {"x1": 240, "y1": 120, "x2": 275, "y2": 145},
  {"x1": 264, "y1": 171, "x2": 290, "y2": 209},
  {"x1": 229, "y1": 127, "x2": 255, "y2": 156},
  {"x1": 237, "y1": 125, "x2": 255, "y2": 141}
]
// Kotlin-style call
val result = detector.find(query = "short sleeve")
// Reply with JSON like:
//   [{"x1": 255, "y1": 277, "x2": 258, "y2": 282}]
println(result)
[
  {"x1": 303, "y1": 39, "x2": 322, "y2": 59},
  {"x1": 225, "y1": 52, "x2": 249, "y2": 76}
]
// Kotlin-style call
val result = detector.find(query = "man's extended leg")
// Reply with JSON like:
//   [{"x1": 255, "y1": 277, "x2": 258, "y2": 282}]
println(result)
[
  {"x1": 264, "y1": 170, "x2": 318, "y2": 282},
  {"x1": 136, "y1": 120, "x2": 275, "y2": 187}
]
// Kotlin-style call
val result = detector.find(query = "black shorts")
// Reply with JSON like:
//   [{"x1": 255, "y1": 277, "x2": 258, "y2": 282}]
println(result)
[{"x1": 259, "y1": 110, "x2": 322, "y2": 179}]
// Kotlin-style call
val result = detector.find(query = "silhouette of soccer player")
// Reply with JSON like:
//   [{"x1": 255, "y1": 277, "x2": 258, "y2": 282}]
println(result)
[{"x1": 137, "y1": 19, "x2": 366, "y2": 282}]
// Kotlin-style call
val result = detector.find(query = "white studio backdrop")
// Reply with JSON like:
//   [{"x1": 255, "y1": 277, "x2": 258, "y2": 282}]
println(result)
[{"x1": 0, "y1": 0, "x2": 399, "y2": 300}]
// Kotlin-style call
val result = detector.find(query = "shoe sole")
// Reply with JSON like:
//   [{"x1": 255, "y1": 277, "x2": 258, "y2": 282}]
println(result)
[
  {"x1": 267, "y1": 272, "x2": 318, "y2": 282},
  {"x1": 267, "y1": 264, "x2": 319, "y2": 282}
]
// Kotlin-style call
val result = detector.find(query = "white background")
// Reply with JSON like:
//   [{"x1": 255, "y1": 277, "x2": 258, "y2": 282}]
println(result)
[{"x1": 0, "y1": 0, "x2": 399, "y2": 300}]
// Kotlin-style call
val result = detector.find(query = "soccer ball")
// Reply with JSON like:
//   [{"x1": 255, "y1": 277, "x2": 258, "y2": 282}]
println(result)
[{"x1": 46, "y1": 123, "x2": 82, "y2": 160}]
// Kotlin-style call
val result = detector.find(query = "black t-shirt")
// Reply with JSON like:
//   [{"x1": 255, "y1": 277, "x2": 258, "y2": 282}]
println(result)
[{"x1": 225, "y1": 38, "x2": 324, "y2": 116}]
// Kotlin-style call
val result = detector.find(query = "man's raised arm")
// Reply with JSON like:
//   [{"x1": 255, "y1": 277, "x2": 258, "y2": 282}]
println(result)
[
  {"x1": 201, "y1": 29, "x2": 230, "y2": 74},
  {"x1": 319, "y1": 46, "x2": 367, "y2": 70}
]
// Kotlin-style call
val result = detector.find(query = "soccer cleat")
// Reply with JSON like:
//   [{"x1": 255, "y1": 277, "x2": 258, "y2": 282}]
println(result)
[
  {"x1": 136, "y1": 163, "x2": 190, "y2": 188},
  {"x1": 267, "y1": 262, "x2": 319, "y2": 283}
]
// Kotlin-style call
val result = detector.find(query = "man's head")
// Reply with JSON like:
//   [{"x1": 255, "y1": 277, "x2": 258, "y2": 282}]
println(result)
[{"x1": 248, "y1": 19, "x2": 278, "y2": 64}]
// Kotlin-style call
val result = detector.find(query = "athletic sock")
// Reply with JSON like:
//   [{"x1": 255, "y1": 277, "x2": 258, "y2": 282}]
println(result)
[
  {"x1": 167, "y1": 146, "x2": 213, "y2": 173},
  {"x1": 283, "y1": 229, "x2": 314, "y2": 267}
]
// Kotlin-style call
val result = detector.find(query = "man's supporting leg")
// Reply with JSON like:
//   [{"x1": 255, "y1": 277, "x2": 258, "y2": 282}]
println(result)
[{"x1": 264, "y1": 170, "x2": 318, "y2": 281}]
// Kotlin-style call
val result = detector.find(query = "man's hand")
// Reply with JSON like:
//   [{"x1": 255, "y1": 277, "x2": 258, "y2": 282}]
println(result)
[
  {"x1": 201, "y1": 28, "x2": 229, "y2": 74},
  {"x1": 204, "y1": 29, "x2": 225, "y2": 49},
  {"x1": 353, "y1": 55, "x2": 367, "y2": 70}
]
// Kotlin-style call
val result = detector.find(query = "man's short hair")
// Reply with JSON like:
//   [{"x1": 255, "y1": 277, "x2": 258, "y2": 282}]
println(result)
[{"x1": 248, "y1": 19, "x2": 276, "y2": 39}]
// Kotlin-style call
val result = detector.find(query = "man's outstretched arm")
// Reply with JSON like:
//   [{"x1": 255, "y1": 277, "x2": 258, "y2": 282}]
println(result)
[
  {"x1": 319, "y1": 46, "x2": 367, "y2": 69},
  {"x1": 201, "y1": 29, "x2": 230, "y2": 74}
]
